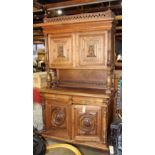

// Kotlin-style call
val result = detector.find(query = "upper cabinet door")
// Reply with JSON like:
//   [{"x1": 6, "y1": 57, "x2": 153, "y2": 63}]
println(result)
[
  {"x1": 76, "y1": 31, "x2": 108, "y2": 68},
  {"x1": 48, "y1": 34, "x2": 74, "y2": 68}
]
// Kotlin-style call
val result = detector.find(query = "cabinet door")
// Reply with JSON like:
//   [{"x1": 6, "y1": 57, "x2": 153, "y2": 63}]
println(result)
[
  {"x1": 48, "y1": 34, "x2": 74, "y2": 68},
  {"x1": 76, "y1": 31, "x2": 108, "y2": 68},
  {"x1": 43, "y1": 99, "x2": 72, "y2": 139},
  {"x1": 72, "y1": 105, "x2": 102, "y2": 142}
]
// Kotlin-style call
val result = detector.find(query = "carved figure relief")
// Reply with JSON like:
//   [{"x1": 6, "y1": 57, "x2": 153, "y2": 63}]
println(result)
[
  {"x1": 57, "y1": 44, "x2": 65, "y2": 58},
  {"x1": 87, "y1": 45, "x2": 96, "y2": 57}
]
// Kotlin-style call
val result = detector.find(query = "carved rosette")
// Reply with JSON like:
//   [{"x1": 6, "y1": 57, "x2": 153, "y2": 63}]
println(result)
[
  {"x1": 51, "y1": 107, "x2": 66, "y2": 128},
  {"x1": 78, "y1": 113, "x2": 96, "y2": 135}
]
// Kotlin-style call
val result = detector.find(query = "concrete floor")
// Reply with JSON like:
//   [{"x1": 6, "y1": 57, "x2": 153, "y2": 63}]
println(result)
[{"x1": 46, "y1": 138, "x2": 110, "y2": 155}]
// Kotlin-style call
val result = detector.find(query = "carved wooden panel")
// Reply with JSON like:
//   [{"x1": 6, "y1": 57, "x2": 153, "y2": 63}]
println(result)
[
  {"x1": 77, "y1": 31, "x2": 108, "y2": 67},
  {"x1": 72, "y1": 105, "x2": 102, "y2": 142},
  {"x1": 48, "y1": 34, "x2": 73, "y2": 68},
  {"x1": 51, "y1": 106, "x2": 66, "y2": 128},
  {"x1": 43, "y1": 99, "x2": 72, "y2": 139}
]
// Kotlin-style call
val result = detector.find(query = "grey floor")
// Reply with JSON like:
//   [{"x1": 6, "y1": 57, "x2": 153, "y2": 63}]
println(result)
[{"x1": 46, "y1": 138, "x2": 110, "y2": 155}]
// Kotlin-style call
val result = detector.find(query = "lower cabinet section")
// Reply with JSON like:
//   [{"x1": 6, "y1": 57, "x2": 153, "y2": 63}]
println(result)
[{"x1": 41, "y1": 91, "x2": 113, "y2": 147}]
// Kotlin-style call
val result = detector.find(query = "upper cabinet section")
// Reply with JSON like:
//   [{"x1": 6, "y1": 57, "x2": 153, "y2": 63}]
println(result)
[
  {"x1": 42, "y1": 10, "x2": 115, "y2": 69},
  {"x1": 48, "y1": 34, "x2": 74, "y2": 68}
]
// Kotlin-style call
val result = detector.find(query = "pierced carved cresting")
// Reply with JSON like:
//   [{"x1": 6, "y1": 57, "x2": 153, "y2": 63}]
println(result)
[
  {"x1": 51, "y1": 107, "x2": 66, "y2": 128},
  {"x1": 44, "y1": 10, "x2": 114, "y2": 24}
]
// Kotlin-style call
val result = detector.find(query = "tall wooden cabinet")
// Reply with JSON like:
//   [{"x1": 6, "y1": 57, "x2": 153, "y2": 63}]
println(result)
[{"x1": 40, "y1": 10, "x2": 115, "y2": 150}]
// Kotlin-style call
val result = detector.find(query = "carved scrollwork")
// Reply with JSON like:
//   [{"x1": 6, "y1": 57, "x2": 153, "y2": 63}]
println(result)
[{"x1": 51, "y1": 107, "x2": 66, "y2": 127}]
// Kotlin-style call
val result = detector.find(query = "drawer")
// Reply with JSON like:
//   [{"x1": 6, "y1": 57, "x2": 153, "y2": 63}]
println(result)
[
  {"x1": 72, "y1": 96, "x2": 104, "y2": 105},
  {"x1": 41, "y1": 93, "x2": 71, "y2": 102}
]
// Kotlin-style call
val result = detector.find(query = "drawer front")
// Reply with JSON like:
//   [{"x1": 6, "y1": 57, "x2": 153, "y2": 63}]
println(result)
[
  {"x1": 72, "y1": 96, "x2": 104, "y2": 105},
  {"x1": 41, "y1": 93, "x2": 71, "y2": 102},
  {"x1": 43, "y1": 99, "x2": 72, "y2": 139},
  {"x1": 72, "y1": 105, "x2": 102, "y2": 142}
]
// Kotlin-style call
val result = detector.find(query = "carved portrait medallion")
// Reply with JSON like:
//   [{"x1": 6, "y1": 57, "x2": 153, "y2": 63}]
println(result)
[
  {"x1": 57, "y1": 44, "x2": 65, "y2": 58},
  {"x1": 87, "y1": 45, "x2": 96, "y2": 57}
]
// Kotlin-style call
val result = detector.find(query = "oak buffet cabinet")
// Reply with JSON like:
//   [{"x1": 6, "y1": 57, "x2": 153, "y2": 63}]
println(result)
[{"x1": 39, "y1": 10, "x2": 115, "y2": 150}]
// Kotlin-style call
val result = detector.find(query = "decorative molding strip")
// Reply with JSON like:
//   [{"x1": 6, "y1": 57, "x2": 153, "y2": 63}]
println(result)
[{"x1": 44, "y1": 10, "x2": 114, "y2": 24}]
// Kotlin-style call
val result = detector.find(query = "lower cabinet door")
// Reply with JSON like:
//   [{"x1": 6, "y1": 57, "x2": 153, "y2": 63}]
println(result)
[
  {"x1": 43, "y1": 99, "x2": 72, "y2": 139},
  {"x1": 72, "y1": 105, "x2": 102, "y2": 142}
]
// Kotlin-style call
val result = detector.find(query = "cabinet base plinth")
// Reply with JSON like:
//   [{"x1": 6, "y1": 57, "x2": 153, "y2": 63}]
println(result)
[{"x1": 41, "y1": 133, "x2": 109, "y2": 151}]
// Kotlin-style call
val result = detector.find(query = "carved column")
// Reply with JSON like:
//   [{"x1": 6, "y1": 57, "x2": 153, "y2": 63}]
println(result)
[
  {"x1": 106, "y1": 69, "x2": 112, "y2": 94},
  {"x1": 102, "y1": 106, "x2": 108, "y2": 143},
  {"x1": 107, "y1": 30, "x2": 112, "y2": 67},
  {"x1": 44, "y1": 34, "x2": 49, "y2": 70},
  {"x1": 40, "y1": 97, "x2": 46, "y2": 131}
]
